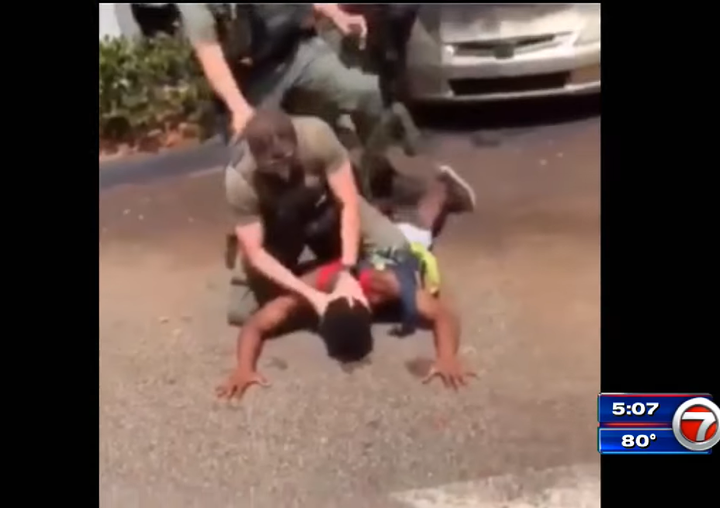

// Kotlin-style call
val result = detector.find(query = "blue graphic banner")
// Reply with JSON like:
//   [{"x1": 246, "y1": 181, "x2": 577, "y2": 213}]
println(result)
[
  {"x1": 598, "y1": 428, "x2": 711, "y2": 455},
  {"x1": 597, "y1": 393, "x2": 713, "y2": 425}
]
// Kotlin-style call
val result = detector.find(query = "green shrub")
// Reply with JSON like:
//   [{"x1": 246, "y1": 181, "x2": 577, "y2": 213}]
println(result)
[{"x1": 99, "y1": 34, "x2": 211, "y2": 142}]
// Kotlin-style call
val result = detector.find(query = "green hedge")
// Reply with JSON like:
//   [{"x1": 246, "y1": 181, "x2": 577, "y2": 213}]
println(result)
[{"x1": 99, "y1": 34, "x2": 211, "y2": 143}]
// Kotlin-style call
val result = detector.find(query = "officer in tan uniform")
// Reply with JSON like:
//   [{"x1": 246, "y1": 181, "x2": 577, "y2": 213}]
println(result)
[
  {"x1": 227, "y1": 109, "x2": 409, "y2": 324},
  {"x1": 177, "y1": 4, "x2": 379, "y2": 145},
  {"x1": 227, "y1": 108, "x2": 476, "y2": 325},
  {"x1": 177, "y1": 3, "x2": 423, "y2": 196}
]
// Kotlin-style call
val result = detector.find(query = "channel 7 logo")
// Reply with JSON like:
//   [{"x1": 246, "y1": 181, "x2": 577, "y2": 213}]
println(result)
[{"x1": 672, "y1": 397, "x2": 720, "y2": 452}]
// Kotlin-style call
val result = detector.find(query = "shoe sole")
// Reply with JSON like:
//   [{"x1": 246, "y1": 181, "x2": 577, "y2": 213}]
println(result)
[{"x1": 438, "y1": 164, "x2": 476, "y2": 212}]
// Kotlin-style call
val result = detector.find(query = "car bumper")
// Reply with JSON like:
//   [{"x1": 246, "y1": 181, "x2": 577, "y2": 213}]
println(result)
[{"x1": 407, "y1": 42, "x2": 601, "y2": 103}]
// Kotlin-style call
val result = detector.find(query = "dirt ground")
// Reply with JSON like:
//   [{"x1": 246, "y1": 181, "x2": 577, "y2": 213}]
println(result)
[{"x1": 99, "y1": 106, "x2": 600, "y2": 508}]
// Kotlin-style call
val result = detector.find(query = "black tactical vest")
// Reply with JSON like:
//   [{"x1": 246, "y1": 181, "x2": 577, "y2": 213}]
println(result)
[{"x1": 212, "y1": 4, "x2": 315, "y2": 68}]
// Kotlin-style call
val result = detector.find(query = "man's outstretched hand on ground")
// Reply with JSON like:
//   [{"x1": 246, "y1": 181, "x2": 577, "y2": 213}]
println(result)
[
  {"x1": 216, "y1": 369, "x2": 270, "y2": 401},
  {"x1": 422, "y1": 356, "x2": 476, "y2": 390}
]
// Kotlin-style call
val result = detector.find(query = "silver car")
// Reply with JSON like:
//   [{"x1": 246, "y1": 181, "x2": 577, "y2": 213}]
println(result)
[{"x1": 406, "y1": 4, "x2": 601, "y2": 103}]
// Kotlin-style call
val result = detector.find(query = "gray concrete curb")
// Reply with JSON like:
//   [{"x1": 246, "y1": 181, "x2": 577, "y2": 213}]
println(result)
[{"x1": 99, "y1": 136, "x2": 228, "y2": 191}]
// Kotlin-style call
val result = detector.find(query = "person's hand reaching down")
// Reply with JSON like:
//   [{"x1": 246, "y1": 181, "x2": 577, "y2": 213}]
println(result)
[
  {"x1": 231, "y1": 106, "x2": 255, "y2": 140},
  {"x1": 333, "y1": 12, "x2": 368, "y2": 40}
]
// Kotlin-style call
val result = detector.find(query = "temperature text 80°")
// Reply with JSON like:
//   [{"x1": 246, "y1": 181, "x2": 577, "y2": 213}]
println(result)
[{"x1": 622, "y1": 434, "x2": 657, "y2": 448}]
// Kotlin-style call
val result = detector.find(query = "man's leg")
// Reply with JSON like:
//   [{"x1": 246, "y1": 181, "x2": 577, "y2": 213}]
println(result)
[
  {"x1": 286, "y1": 36, "x2": 414, "y2": 196},
  {"x1": 417, "y1": 165, "x2": 476, "y2": 224},
  {"x1": 390, "y1": 158, "x2": 477, "y2": 239},
  {"x1": 286, "y1": 38, "x2": 473, "y2": 218},
  {"x1": 290, "y1": 37, "x2": 383, "y2": 142},
  {"x1": 362, "y1": 5, "x2": 423, "y2": 157},
  {"x1": 390, "y1": 166, "x2": 475, "y2": 300},
  {"x1": 234, "y1": 36, "x2": 414, "y2": 198}
]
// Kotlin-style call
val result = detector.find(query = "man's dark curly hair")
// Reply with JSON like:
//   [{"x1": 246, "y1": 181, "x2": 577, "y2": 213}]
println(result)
[{"x1": 318, "y1": 298, "x2": 373, "y2": 363}]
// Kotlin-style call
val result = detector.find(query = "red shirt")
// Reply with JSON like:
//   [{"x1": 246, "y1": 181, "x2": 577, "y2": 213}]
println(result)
[{"x1": 315, "y1": 261, "x2": 374, "y2": 295}]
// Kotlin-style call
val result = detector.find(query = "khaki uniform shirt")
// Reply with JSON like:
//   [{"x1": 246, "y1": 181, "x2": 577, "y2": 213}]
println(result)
[{"x1": 225, "y1": 116, "x2": 408, "y2": 255}]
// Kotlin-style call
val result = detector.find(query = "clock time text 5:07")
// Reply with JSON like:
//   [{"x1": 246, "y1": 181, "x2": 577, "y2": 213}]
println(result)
[{"x1": 612, "y1": 402, "x2": 659, "y2": 417}]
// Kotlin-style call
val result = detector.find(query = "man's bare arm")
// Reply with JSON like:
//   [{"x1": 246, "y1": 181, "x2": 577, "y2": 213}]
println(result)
[
  {"x1": 217, "y1": 293, "x2": 301, "y2": 399},
  {"x1": 327, "y1": 161, "x2": 362, "y2": 267},
  {"x1": 312, "y1": 118, "x2": 362, "y2": 267},
  {"x1": 416, "y1": 291, "x2": 460, "y2": 361},
  {"x1": 236, "y1": 295, "x2": 303, "y2": 372},
  {"x1": 234, "y1": 268, "x2": 321, "y2": 372},
  {"x1": 415, "y1": 290, "x2": 474, "y2": 388},
  {"x1": 235, "y1": 221, "x2": 325, "y2": 306},
  {"x1": 176, "y1": 4, "x2": 253, "y2": 127}
]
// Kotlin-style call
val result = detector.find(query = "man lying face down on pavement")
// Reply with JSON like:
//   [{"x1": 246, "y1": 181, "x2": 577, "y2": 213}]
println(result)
[{"x1": 218, "y1": 149, "x2": 478, "y2": 400}]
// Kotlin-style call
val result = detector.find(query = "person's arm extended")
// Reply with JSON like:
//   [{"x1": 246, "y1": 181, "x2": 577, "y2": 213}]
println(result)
[
  {"x1": 236, "y1": 295, "x2": 302, "y2": 372},
  {"x1": 327, "y1": 161, "x2": 362, "y2": 266},
  {"x1": 416, "y1": 291, "x2": 460, "y2": 361},
  {"x1": 176, "y1": 4, "x2": 252, "y2": 121},
  {"x1": 217, "y1": 270, "x2": 320, "y2": 400},
  {"x1": 236, "y1": 221, "x2": 324, "y2": 304},
  {"x1": 217, "y1": 294, "x2": 302, "y2": 399},
  {"x1": 313, "y1": 118, "x2": 362, "y2": 267}
]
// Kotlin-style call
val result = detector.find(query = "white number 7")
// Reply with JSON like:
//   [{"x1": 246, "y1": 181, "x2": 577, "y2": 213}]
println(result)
[
  {"x1": 647, "y1": 403, "x2": 659, "y2": 416},
  {"x1": 681, "y1": 413, "x2": 716, "y2": 441}
]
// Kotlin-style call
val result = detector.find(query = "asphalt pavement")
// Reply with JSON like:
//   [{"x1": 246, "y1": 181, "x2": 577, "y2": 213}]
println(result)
[{"x1": 99, "y1": 98, "x2": 600, "y2": 508}]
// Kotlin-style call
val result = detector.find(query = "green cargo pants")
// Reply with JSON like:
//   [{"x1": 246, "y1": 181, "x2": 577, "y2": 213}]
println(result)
[{"x1": 240, "y1": 35, "x2": 387, "y2": 152}]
